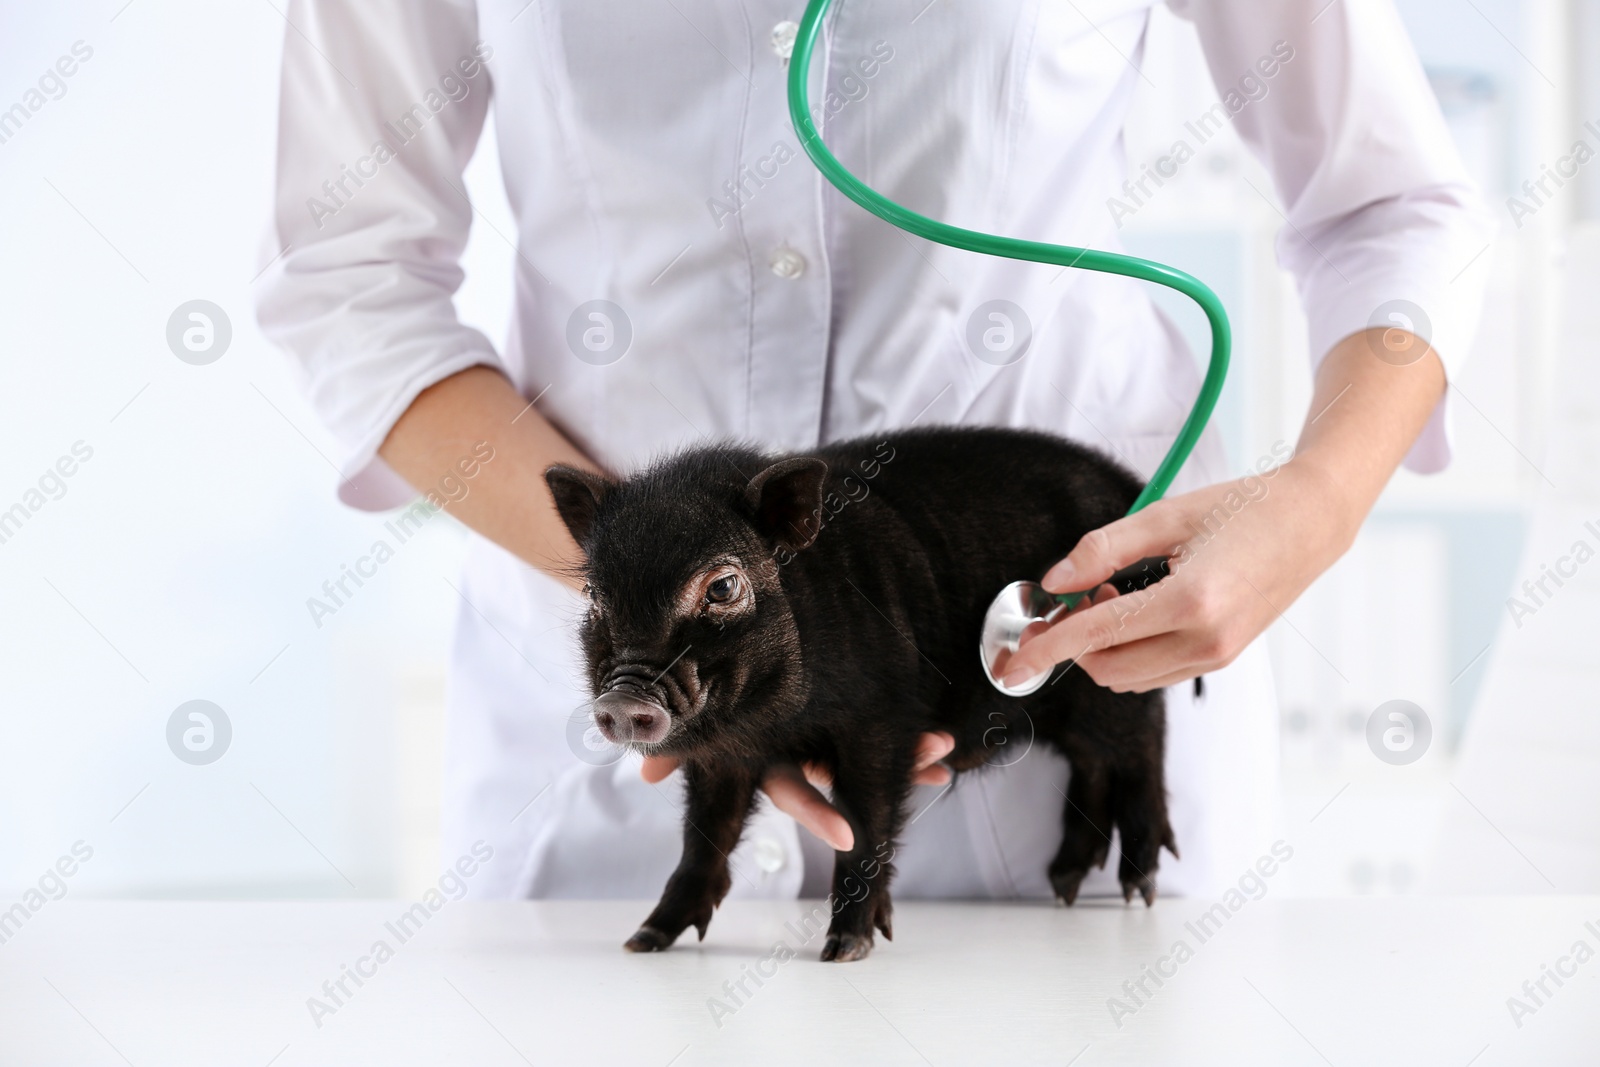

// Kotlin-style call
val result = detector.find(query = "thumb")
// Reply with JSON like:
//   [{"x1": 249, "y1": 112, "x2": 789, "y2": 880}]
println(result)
[
  {"x1": 763, "y1": 764, "x2": 855, "y2": 852},
  {"x1": 639, "y1": 755, "x2": 680, "y2": 784}
]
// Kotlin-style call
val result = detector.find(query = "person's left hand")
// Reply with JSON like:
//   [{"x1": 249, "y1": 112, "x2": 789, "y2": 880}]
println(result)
[
  {"x1": 999, "y1": 458, "x2": 1352, "y2": 693},
  {"x1": 639, "y1": 732, "x2": 956, "y2": 852}
]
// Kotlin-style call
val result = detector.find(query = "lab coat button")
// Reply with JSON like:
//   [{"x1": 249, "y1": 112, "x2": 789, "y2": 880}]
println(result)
[
  {"x1": 771, "y1": 21, "x2": 798, "y2": 60},
  {"x1": 769, "y1": 245, "x2": 806, "y2": 279},
  {"x1": 754, "y1": 834, "x2": 787, "y2": 874}
]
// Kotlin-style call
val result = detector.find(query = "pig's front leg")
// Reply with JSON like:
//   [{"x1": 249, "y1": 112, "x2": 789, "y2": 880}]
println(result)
[
  {"x1": 624, "y1": 761, "x2": 758, "y2": 953},
  {"x1": 820, "y1": 745, "x2": 913, "y2": 962}
]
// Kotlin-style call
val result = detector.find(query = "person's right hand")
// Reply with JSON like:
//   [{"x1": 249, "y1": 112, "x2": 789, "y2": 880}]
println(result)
[{"x1": 640, "y1": 732, "x2": 956, "y2": 852}]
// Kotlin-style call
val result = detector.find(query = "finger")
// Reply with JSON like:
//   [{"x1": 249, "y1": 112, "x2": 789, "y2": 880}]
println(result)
[
  {"x1": 1137, "y1": 666, "x2": 1210, "y2": 693},
  {"x1": 912, "y1": 732, "x2": 955, "y2": 772},
  {"x1": 763, "y1": 764, "x2": 855, "y2": 852},
  {"x1": 1085, "y1": 656, "x2": 1208, "y2": 694},
  {"x1": 1075, "y1": 631, "x2": 1212, "y2": 692},
  {"x1": 801, "y1": 761, "x2": 832, "y2": 790},
  {"x1": 909, "y1": 731, "x2": 955, "y2": 786},
  {"x1": 1041, "y1": 503, "x2": 1192, "y2": 594},
  {"x1": 640, "y1": 755, "x2": 679, "y2": 784},
  {"x1": 1066, "y1": 583, "x2": 1119, "y2": 616},
  {"x1": 1003, "y1": 582, "x2": 1187, "y2": 688}
]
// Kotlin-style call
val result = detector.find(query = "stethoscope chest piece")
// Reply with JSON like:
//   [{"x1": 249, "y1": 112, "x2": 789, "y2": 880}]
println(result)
[{"x1": 979, "y1": 580, "x2": 1070, "y2": 697}]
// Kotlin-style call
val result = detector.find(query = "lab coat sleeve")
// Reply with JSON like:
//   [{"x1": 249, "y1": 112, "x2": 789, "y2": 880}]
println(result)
[
  {"x1": 1166, "y1": 0, "x2": 1500, "y2": 473},
  {"x1": 255, "y1": 0, "x2": 504, "y2": 510}
]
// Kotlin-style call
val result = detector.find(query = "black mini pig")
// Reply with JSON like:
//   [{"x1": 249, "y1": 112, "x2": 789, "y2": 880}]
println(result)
[{"x1": 545, "y1": 426, "x2": 1177, "y2": 962}]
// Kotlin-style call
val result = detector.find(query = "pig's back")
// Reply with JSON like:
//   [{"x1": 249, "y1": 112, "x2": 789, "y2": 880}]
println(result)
[{"x1": 802, "y1": 426, "x2": 1145, "y2": 688}]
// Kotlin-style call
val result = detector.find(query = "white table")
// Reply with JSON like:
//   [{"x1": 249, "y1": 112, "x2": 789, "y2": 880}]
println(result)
[{"x1": 2, "y1": 899, "x2": 1596, "y2": 1065}]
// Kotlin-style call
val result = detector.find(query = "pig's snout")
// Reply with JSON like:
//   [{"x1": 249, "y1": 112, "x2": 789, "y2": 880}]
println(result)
[{"x1": 593, "y1": 691, "x2": 671, "y2": 745}]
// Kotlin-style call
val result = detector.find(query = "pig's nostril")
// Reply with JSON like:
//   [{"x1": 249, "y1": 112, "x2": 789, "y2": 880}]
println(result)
[
  {"x1": 622, "y1": 705, "x2": 667, "y2": 740},
  {"x1": 629, "y1": 709, "x2": 668, "y2": 741},
  {"x1": 592, "y1": 692, "x2": 670, "y2": 745}
]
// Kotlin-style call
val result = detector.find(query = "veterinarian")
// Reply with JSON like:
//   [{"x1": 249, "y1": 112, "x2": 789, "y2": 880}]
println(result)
[{"x1": 259, "y1": 0, "x2": 1493, "y2": 902}]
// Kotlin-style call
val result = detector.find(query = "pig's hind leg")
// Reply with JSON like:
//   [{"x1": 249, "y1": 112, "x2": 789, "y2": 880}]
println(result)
[
  {"x1": 1107, "y1": 737, "x2": 1178, "y2": 906},
  {"x1": 624, "y1": 761, "x2": 758, "y2": 953},
  {"x1": 1047, "y1": 755, "x2": 1114, "y2": 905},
  {"x1": 1043, "y1": 689, "x2": 1176, "y2": 906}
]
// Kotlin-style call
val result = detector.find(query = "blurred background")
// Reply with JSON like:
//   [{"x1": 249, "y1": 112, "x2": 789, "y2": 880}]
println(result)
[{"x1": 1, "y1": 0, "x2": 1595, "y2": 901}]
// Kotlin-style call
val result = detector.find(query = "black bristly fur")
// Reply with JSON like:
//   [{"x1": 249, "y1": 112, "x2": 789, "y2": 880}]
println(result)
[{"x1": 545, "y1": 426, "x2": 1179, "y2": 963}]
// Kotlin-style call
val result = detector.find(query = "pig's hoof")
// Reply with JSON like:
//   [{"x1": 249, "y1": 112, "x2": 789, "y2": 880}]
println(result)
[
  {"x1": 1121, "y1": 874, "x2": 1158, "y2": 907},
  {"x1": 623, "y1": 925, "x2": 676, "y2": 953},
  {"x1": 819, "y1": 932, "x2": 873, "y2": 962},
  {"x1": 1049, "y1": 867, "x2": 1089, "y2": 906}
]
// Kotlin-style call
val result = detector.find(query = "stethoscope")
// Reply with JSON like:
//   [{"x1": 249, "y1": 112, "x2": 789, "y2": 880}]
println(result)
[{"x1": 787, "y1": 0, "x2": 1231, "y2": 696}]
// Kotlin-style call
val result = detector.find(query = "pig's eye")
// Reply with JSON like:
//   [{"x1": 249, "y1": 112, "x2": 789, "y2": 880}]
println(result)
[
  {"x1": 677, "y1": 565, "x2": 751, "y2": 619},
  {"x1": 705, "y1": 574, "x2": 740, "y2": 604}
]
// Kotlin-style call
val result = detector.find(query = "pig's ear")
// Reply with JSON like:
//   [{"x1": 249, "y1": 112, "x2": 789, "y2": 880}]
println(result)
[
  {"x1": 746, "y1": 457, "x2": 828, "y2": 553},
  {"x1": 545, "y1": 465, "x2": 614, "y2": 543}
]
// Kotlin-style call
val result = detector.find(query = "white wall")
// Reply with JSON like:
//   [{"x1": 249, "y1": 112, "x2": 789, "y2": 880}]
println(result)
[{"x1": 0, "y1": 0, "x2": 516, "y2": 898}]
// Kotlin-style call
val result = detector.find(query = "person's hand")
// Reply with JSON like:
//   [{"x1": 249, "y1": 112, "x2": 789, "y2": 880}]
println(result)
[
  {"x1": 639, "y1": 732, "x2": 956, "y2": 852},
  {"x1": 999, "y1": 458, "x2": 1353, "y2": 694}
]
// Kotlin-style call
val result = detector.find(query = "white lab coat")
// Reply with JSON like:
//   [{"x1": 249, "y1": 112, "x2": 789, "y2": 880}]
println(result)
[{"x1": 258, "y1": 0, "x2": 1495, "y2": 900}]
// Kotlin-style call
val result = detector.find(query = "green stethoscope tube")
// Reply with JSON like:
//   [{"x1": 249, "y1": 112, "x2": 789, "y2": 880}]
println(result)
[{"x1": 787, "y1": 0, "x2": 1231, "y2": 606}]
